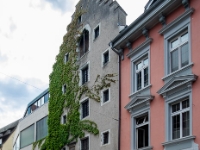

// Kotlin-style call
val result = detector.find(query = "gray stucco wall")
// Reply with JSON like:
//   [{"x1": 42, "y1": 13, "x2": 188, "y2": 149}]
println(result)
[{"x1": 63, "y1": 0, "x2": 126, "y2": 150}]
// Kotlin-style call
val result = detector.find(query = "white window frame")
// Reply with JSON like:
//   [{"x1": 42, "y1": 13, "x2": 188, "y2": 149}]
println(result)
[
  {"x1": 101, "y1": 88, "x2": 110, "y2": 106},
  {"x1": 80, "y1": 97, "x2": 90, "y2": 119},
  {"x1": 102, "y1": 49, "x2": 110, "y2": 67},
  {"x1": 62, "y1": 84, "x2": 67, "y2": 94},
  {"x1": 169, "y1": 31, "x2": 189, "y2": 73},
  {"x1": 134, "y1": 113, "x2": 149, "y2": 149},
  {"x1": 80, "y1": 61, "x2": 90, "y2": 85},
  {"x1": 80, "y1": 135, "x2": 90, "y2": 150},
  {"x1": 170, "y1": 98, "x2": 190, "y2": 140},
  {"x1": 101, "y1": 129, "x2": 110, "y2": 146},
  {"x1": 135, "y1": 57, "x2": 149, "y2": 91},
  {"x1": 64, "y1": 53, "x2": 69, "y2": 64},
  {"x1": 93, "y1": 23, "x2": 101, "y2": 41}
]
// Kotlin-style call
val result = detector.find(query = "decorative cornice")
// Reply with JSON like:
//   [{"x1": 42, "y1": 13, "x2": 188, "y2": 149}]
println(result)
[
  {"x1": 126, "y1": 38, "x2": 152, "y2": 58},
  {"x1": 159, "y1": 8, "x2": 194, "y2": 35},
  {"x1": 157, "y1": 74, "x2": 198, "y2": 96},
  {"x1": 125, "y1": 95, "x2": 154, "y2": 111},
  {"x1": 159, "y1": 13, "x2": 166, "y2": 26},
  {"x1": 182, "y1": 0, "x2": 190, "y2": 10}
]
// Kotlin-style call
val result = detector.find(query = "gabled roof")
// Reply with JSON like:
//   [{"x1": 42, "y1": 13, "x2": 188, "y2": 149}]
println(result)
[
  {"x1": 125, "y1": 95, "x2": 154, "y2": 111},
  {"x1": 157, "y1": 74, "x2": 198, "y2": 95}
]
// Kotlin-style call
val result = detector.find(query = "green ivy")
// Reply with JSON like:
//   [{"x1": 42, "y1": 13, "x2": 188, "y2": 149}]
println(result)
[{"x1": 34, "y1": 1, "x2": 117, "y2": 150}]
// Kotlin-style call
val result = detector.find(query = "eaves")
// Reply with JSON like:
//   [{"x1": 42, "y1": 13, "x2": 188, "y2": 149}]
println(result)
[{"x1": 110, "y1": 0, "x2": 183, "y2": 50}]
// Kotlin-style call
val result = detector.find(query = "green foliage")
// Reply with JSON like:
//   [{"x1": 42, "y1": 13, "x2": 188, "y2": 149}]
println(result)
[{"x1": 33, "y1": 1, "x2": 117, "y2": 150}]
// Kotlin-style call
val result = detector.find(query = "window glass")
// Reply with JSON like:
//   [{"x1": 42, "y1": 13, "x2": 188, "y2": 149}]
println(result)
[
  {"x1": 171, "y1": 39, "x2": 179, "y2": 49},
  {"x1": 44, "y1": 93, "x2": 49, "y2": 103},
  {"x1": 181, "y1": 43, "x2": 189, "y2": 67},
  {"x1": 143, "y1": 58, "x2": 148, "y2": 66},
  {"x1": 103, "y1": 131, "x2": 109, "y2": 145},
  {"x1": 36, "y1": 116, "x2": 48, "y2": 141},
  {"x1": 137, "y1": 72, "x2": 142, "y2": 90},
  {"x1": 172, "y1": 115, "x2": 180, "y2": 139},
  {"x1": 94, "y1": 26, "x2": 99, "y2": 39},
  {"x1": 20, "y1": 125, "x2": 34, "y2": 148},
  {"x1": 171, "y1": 49, "x2": 179, "y2": 72},
  {"x1": 171, "y1": 99, "x2": 190, "y2": 139},
  {"x1": 82, "y1": 66, "x2": 88, "y2": 85},
  {"x1": 81, "y1": 137, "x2": 89, "y2": 150},
  {"x1": 136, "y1": 62, "x2": 142, "y2": 70},
  {"x1": 181, "y1": 33, "x2": 188, "y2": 42},
  {"x1": 103, "y1": 51, "x2": 109, "y2": 65},
  {"x1": 82, "y1": 100, "x2": 89, "y2": 118},
  {"x1": 103, "y1": 89, "x2": 109, "y2": 103},
  {"x1": 136, "y1": 114, "x2": 149, "y2": 148},
  {"x1": 182, "y1": 111, "x2": 190, "y2": 137}
]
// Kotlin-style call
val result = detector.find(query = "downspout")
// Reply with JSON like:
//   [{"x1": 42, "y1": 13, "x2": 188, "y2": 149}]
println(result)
[
  {"x1": 109, "y1": 43, "x2": 121, "y2": 150},
  {"x1": 118, "y1": 54, "x2": 121, "y2": 150}
]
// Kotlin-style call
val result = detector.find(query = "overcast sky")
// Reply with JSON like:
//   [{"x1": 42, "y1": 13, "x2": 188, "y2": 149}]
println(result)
[{"x1": 0, "y1": 0, "x2": 148, "y2": 128}]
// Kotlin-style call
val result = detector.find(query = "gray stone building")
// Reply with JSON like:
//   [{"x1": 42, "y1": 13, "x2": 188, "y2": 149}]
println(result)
[{"x1": 62, "y1": 0, "x2": 126, "y2": 150}]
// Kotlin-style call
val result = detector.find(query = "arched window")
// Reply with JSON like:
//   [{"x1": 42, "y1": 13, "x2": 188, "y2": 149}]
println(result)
[{"x1": 79, "y1": 29, "x2": 89, "y2": 57}]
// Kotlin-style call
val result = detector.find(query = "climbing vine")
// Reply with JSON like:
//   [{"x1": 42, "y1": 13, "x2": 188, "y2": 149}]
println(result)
[{"x1": 34, "y1": 1, "x2": 117, "y2": 150}]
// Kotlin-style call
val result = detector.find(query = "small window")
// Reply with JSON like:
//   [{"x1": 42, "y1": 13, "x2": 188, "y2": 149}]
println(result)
[
  {"x1": 103, "y1": 89, "x2": 109, "y2": 103},
  {"x1": 62, "y1": 84, "x2": 67, "y2": 94},
  {"x1": 81, "y1": 137, "x2": 89, "y2": 150},
  {"x1": 81, "y1": 65, "x2": 89, "y2": 85},
  {"x1": 81, "y1": 99, "x2": 89, "y2": 119},
  {"x1": 94, "y1": 26, "x2": 99, "y2": 39},
  {"x1": 63, "y1": 115, "x2": 66, "y2": 124},
  {"x1": 102, "y1": 131, "x2": 109, "y2": 145},
  {"x1": 78, "y1": 15, "x2": 82, "y2": 24},
  {"x1": 103, "y1": 50, "x2": 109, "y2": 65},
  {"x1": 64, "y1": 53, "x2": 69, "y2": 63},
  {"x1": 135, "y1": 114, "x2": 149, "y2": 149}
]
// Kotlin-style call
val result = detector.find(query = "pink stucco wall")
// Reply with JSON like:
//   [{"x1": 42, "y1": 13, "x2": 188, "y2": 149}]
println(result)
[{"x1": 120, "y1": 1, "x2": 200, "y2": 149}]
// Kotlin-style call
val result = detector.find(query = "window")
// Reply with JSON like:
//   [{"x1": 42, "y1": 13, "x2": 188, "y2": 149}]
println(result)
[
  {"x1": 81, "y1": 137, "x2": 89, "y2": 150},
  {"x1": 20, "y1": 124, "x2": 34, "y2": 148},
  {"x1": 103, "y1": 50, "x2": 109, "y2": 65},
  {"x1": 102, "y1": 89, "x2": 109, "y2": 103},
  {"x1": 171, "y1": 99, "x2": 190, "y2": 140},
  {"x1": 135, "y1": 57, "x2": 149, "y2": 91},
  {"x1": 102, "y1": 131, "x2": 109, "y2": 145},
  {"x1": 94, "y1": 25, "x2": 99, "y2": 39},
  {"x1": 135, "y1": 114, "x2": 149, "y2": 149},
  {"x1": 81, "y1": 65, "x2": 88, "y2": 85},
  {"x1": 64, "y1": 53, "x2": 69, "y2": 63},
  {"x1": 36, "y1": 116, "x2": 48, "y2": 141},
  {"x1": 81, "y1": 99, "x2": 89, "y2": 119},
  {"x1": 79, "y1": 29, "x2": 89, "y2": 57},
  {"x1": 170, "y1": 32, "x2": 189, "y2": 73},
  {"x1": 62, "y1": 84, "x2": 67, "y2": 94},
  {"x1": 63, "y1": 115, "x2": 66, "y2": 124},
  {"x1": 78, "y1": 15, "x2": 82, "y2": 24},
  {"x1": 13, "y1": 135, "x2": 20, "y2": 150}
]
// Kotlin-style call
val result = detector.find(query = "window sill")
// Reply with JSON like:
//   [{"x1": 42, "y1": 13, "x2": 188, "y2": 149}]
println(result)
[
  {"x1": 135, "y1": 146, "x2": 153, "y2": 150},
  {"x1": 162, "y1": 135, "x2": 195, "y2": 146},
  {"x1": 129, "y1": 84, "x2": 152, "y2": 98},
  {"x1": 162, "y1": 63, "x2": 193, "y2": 81}
]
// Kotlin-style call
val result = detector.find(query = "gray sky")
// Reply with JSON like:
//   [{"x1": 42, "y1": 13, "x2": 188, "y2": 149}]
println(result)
[{"x1": 0, "y1": 0, "x2": 148, "y2": 128}]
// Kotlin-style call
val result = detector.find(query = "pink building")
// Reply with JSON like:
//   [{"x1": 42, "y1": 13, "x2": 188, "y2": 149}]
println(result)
[{"x1": 110, "y1": 0, "x2": 200, "y2": 150}]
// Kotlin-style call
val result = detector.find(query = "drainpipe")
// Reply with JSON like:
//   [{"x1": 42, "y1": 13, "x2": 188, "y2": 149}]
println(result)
[{"x1": 118, "y1": 55, "x2": 121, "y2": 150}]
